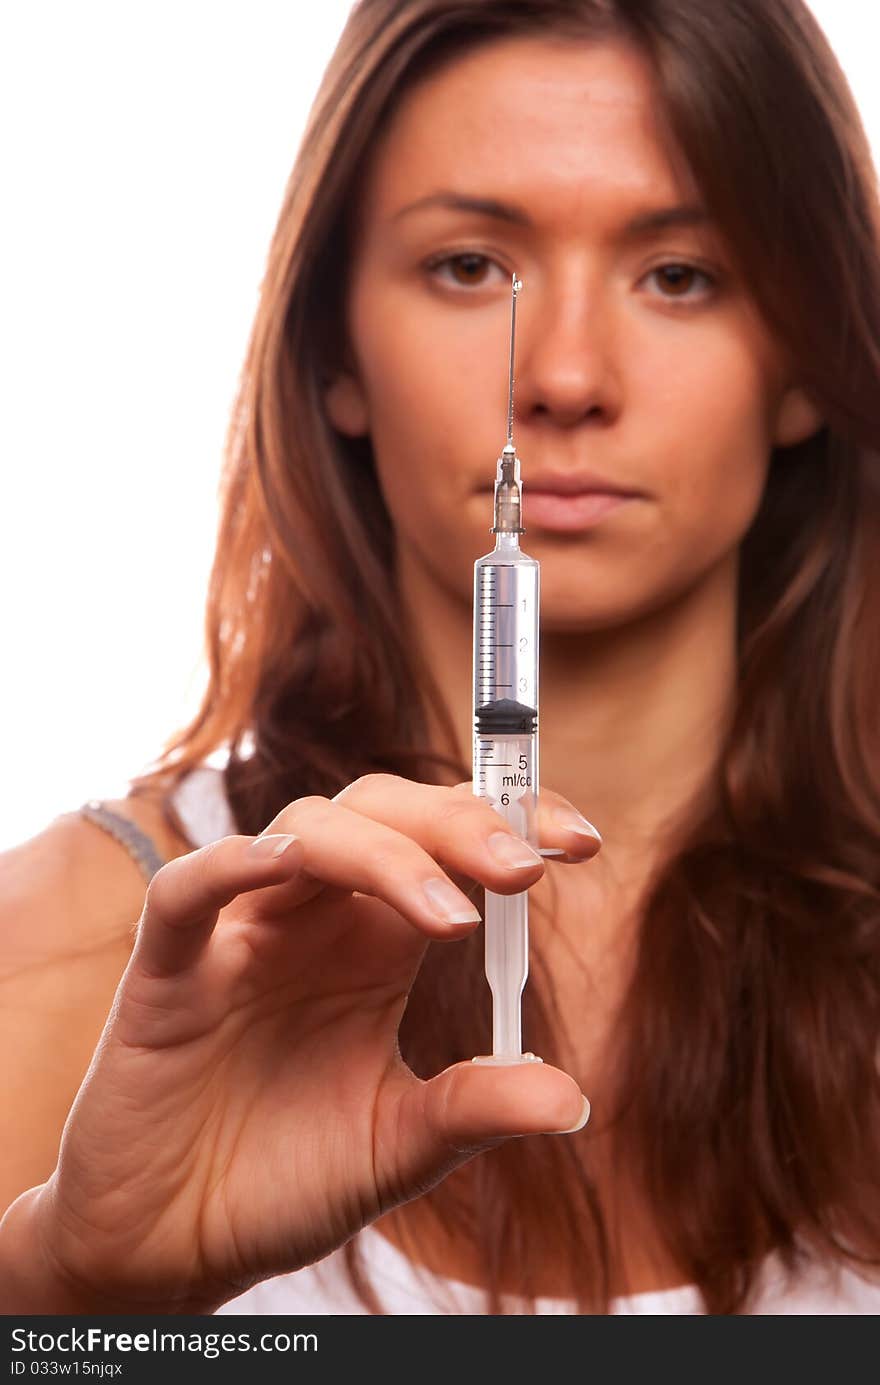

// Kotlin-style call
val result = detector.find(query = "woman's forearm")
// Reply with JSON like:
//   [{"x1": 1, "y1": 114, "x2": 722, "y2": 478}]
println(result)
[
  {"x1": 1, "y1": 1183, "x2": 227, "y2": 1314},
  {"x1": 0, "y1": 1184, "x2": 122, "y2": 1313}
]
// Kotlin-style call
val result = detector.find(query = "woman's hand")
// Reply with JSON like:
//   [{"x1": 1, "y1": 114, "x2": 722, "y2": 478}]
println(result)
[{"x1": 14, "y1": 776, "x2": 600, "y2": 1312}]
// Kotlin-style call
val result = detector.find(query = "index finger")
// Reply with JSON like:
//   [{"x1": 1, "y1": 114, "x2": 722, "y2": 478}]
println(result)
[
  {"x1": 327, "y1": 773, "x2": 601, "y2": 881},
  {"x1": 441, "y1": 780, "x2": 603, "y2": 861}
]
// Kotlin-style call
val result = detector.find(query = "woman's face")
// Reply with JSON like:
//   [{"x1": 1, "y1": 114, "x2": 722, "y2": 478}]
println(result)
[{"x1": 326, "y1": 35, "x2": 821, "y2": 630}]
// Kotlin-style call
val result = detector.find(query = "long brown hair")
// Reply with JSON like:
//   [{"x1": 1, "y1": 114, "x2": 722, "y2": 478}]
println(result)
[{"x1": 131, "y1": 0, "x2": 880, "y2": 1312}]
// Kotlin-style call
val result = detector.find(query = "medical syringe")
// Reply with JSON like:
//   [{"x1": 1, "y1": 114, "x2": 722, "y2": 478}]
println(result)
[{"x1": 472, "y1": 274, "x2": 545, "y2": 1068}]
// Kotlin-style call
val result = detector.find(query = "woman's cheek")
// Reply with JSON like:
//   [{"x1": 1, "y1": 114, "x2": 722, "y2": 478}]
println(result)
[{"x1": 656, "y1": 438, "x2": 771, "y2": 588}]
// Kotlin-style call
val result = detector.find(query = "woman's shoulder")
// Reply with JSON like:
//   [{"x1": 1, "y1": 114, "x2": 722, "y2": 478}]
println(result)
[
  {"x1": 0, "y1": 784, "x2": 201, "y2": 1214},
  {"x1": 78, "y1": 787, "x2": 196, "y2": 878},
  {"x1": 0, "y1": 782, "x2": 199, "y2": 962}
]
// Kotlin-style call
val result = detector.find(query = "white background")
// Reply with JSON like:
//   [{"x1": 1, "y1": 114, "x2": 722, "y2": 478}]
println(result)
[{"x1": 0, "y1": 2, "x2": 875, "y2": 848}]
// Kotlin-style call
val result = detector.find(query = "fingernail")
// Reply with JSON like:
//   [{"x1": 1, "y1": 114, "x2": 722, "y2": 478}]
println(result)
[
  {"x1": 551, "y1": 807, "x2": 602, "y2": 842},
  {"x1": 487, "y1": 832, "x2": 543, "y2": 870},
  {"x1": 551, "y1": 1095, "x2": 591, "y2": 1135},
  {"x1": 422, "y1": 877, "x2": 482, "y2": 925},
  {"x1": 247, "y1": 833, "x2": 300, "y2": 860}
]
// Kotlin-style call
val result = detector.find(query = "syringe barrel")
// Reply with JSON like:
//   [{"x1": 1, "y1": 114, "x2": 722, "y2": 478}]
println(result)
[
  {"x1": 472, "y1": 537, "x2": 540, "y2": 1059},
  {"x1": 473, "y1": 538, "x2": 540, "y2": 841},
  {"x1": 473, "y1": 539, "x2": 539, "y2": 711}
]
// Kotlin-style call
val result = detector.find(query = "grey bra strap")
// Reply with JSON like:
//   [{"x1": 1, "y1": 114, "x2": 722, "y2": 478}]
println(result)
[{"x1": 79, "y1": 800, "x2": 167, "y2": 884}]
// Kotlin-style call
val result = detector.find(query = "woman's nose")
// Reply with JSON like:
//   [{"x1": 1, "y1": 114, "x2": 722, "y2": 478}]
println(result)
[{"x1": 513, "y1": 284, "x2": 623, "y2": 431}]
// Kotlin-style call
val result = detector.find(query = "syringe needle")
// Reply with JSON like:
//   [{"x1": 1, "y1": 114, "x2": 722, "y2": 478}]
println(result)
[
  {"x1": 494, "y1": 274, "x2": 525, "y2": 538},
  {"x1": 506, "y1": 273, "x2": 522, "y2": 449}
]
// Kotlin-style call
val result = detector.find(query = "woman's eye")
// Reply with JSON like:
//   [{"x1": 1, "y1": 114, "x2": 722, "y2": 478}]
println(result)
[
  {"x1": 644, "y1": 262, "x2": 716, "y2": 301},
  {"x1": 424, "y1": 254, "x2": 717, "y2": 299},
  {"x1": 425, "y1": 253, "x2": 505, "y2": 289}
]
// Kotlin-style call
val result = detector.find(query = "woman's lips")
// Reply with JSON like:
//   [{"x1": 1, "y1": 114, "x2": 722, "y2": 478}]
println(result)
[{"x1": 521, "y1": 489, "x2": 639, "y2": 531}]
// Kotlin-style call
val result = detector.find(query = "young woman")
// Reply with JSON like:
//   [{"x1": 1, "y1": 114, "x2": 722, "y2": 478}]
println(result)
[{"x1": 3, "y1": 0, "x2": 880, "y2": 1315}]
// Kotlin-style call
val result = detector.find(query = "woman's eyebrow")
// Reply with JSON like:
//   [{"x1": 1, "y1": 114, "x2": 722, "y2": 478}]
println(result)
[
  {"x1": 391, "y1": 191, "x2": 531, "y2": 225},
  {"x1": 390, "y1": 189, "x2": 711, "y2": 239}
]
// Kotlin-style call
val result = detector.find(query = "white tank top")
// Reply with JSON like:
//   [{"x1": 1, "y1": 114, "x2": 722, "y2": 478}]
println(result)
[{"x1": 165, "y1": 766, "x2": 880, "y2": 1316}]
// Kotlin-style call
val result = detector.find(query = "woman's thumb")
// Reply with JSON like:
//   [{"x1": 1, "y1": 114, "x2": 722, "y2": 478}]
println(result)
[{"x1": 389, "y1": 1060, "x2": 590, "y2": 1200}]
